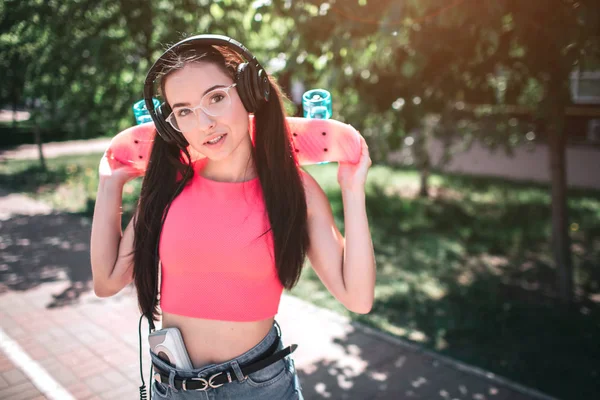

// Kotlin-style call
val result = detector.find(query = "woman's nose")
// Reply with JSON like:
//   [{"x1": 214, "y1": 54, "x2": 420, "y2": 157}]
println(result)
[{"x1": 196, "y1": 109, "x2": 216, "y2": 131}]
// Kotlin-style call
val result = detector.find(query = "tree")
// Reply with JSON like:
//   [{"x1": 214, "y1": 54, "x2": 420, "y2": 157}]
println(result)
[
  {"x1": 500, "y1": 0, "x2": 600, "y2": 304},
  {"x1": 0, "y1": 0, "x2": 261, "y2": 142},
  {"x1": 271, "y1": 0, "x2": 600, "y2": 303}
]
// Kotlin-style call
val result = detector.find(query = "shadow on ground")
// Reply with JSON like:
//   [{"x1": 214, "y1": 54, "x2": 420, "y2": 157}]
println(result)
[
  {"x1": 0, "y1": 212, "x2": 93, "y2": 308},
  {"x1": 294, "y1": 325, "x2": 530, "y2": 400}
]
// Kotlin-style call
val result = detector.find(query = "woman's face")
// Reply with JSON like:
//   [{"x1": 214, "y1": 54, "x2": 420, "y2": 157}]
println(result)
[{"x1": 164, "y1": 62, "x2": 250, "y2": 162}]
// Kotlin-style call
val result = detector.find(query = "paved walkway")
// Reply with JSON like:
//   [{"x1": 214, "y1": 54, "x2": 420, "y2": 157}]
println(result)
[
  {"x1": 0, "y1": 138, "x2": 112, "y2": 162},
  {"x1": 0, "y1": 139, "x2": 560, "y2": 399}
]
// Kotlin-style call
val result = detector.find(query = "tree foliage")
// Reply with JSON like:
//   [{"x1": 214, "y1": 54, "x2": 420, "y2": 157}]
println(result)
[{"x1": 0, "y1": 0, "x2": 273, "y2": 141}]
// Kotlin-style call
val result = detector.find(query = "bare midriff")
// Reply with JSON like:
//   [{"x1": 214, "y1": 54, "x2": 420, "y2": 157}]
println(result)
[{"x1": 161, "y1": 311, "x2": 275, "y2": 368}]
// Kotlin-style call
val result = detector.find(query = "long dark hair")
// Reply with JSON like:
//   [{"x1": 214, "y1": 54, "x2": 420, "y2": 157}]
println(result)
[{"x1": 132, "y1": 44, "x2": 309, "y2": 321}]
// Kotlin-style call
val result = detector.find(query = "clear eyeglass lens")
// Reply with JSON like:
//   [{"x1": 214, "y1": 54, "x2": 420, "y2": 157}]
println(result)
[{"x1": 167, "y1": 88, "x2": 232, "y2": 132}]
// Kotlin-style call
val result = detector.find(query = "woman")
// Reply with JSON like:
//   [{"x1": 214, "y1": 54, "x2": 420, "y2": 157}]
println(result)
[{"x1": 90, "y1": 36, "x2": 375, "y2": 399}]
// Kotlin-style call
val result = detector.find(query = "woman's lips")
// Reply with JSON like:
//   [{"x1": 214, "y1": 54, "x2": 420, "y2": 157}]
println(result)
[{"x1": 203, "y1": 133, "x2": 227, "y2": 146}]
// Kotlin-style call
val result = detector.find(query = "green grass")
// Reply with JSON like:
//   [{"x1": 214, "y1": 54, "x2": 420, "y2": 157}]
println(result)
[
  {"x1": 1, "y1": 155, "x2": 599, "y2": 399},
  {"x1": 0, "y1": 154, "x2": 141, "y2": 218}
]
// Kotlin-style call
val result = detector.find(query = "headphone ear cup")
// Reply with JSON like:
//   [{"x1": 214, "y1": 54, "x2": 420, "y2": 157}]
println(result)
[
  {"x1": 245, "y1": 62, "x2": 270, "y2": 107},
  {"x1": 256, "y1": 68, "x2": 270, "y2": 103},
  {"x1": 154, "y1": 103, "x2": 175, "y2": 142},
  {"x1": 236, "y1": 63, "x2": 258, "y2": 113},
  {"x1": 155, "y1": 103, "x2": 188, "y2": 148}
]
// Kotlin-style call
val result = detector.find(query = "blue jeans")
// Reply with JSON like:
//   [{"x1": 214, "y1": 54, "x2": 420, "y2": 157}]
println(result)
[{"x1": 150, "y1": 321, "x2": 303, "y2": 399}]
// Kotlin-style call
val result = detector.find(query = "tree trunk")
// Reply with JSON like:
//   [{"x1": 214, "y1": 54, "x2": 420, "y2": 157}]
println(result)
[
  {"x1": 419, "y1": 167, "x2": 429, "y2": 198},
  {"x1": 12, "y1": 99, "x2": 18, "y2": 129},
  {"x1": 416, "y1": 119, "x2": 434, "y2": 198},
  {"x1": 547, "y1": 116, "x2": 573, "y2": 304},
  {"x1": 34, "y1": 125, "x2": 46, "y2": 171}
]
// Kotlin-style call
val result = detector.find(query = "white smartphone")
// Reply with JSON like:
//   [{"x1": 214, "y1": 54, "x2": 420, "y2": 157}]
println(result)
[{"x1": 148, "y1": 327, "x2": 194, "y2": 370}]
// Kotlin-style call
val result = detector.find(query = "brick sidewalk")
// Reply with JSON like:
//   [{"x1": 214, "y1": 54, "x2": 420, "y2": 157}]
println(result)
[
  {"x1": 0, "y1": 351, "x2": 46, "y2": 399},
  {"x1": 0, "y1": 188, "x2": 560, "y2": 400}
]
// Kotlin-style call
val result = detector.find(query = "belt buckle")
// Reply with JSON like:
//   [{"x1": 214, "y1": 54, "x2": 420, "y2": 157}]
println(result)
[
  {"x1": 182, "y1": 372, "x2": 224, "y2": 391},
  {"x1": 208, "y1": 372, "x2": 224, "y2": 389},
  {"x1": 182, "y1": 377, "x2": 208, "y2": 391}
]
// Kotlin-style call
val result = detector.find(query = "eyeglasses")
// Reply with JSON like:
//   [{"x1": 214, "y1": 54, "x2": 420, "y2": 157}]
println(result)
[{"x1": 166, "y1": 83, "x2": 237, "y2": 132}]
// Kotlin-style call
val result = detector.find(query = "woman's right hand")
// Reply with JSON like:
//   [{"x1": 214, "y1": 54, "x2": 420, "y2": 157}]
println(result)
[{"x1": 98, "y1": 148, "x2": 144, "y2": 186}]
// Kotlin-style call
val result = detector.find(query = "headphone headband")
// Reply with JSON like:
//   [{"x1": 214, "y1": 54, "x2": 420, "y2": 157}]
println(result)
[{"x1": 143, "y1": 34, "x2": 266, "y2": 117}]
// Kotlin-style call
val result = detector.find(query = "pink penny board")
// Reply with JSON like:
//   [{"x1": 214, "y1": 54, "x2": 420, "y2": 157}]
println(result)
[
  {"x1": 284, "y1": 117, "x2": 361, "y2": 166},
  {"x1": 107, "y1": 117, "x2": 361, "y2": 172}
]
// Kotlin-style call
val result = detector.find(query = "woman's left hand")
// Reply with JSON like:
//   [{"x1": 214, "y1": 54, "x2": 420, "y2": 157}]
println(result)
[{"x1": 337, "y1": 135, "x2": 372, "y2": 192}]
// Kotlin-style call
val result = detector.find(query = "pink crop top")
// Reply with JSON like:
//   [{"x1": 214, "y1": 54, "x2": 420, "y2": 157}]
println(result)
[{"x1": 158, "y1": 163, "x2": 283, "y2": 321}]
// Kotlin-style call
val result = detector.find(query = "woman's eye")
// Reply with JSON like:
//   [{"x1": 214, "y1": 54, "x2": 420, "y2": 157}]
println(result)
[
  {"x1": 209, "y1": 93, "x2": 225, "y2": 104},
  {"x1": 177, "y1": 108, "x2": 192, "y2": 117}
]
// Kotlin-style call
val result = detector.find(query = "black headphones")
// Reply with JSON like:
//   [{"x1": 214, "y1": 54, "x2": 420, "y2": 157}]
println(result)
[{"x1": 143, "y1": 34, "x2": 271, "y2": 147}]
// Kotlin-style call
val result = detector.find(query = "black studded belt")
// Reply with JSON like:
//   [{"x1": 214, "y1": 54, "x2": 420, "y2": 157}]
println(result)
[{"x1": 153, "y1": 339, "x2": 297, "y2": 391}]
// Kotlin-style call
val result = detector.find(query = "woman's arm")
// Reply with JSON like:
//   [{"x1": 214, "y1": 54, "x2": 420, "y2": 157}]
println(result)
[
  {"x1": 89, "y1": 154, "x2": 141, "y2": 297},
  {"x1": 303, "y1": 136, "x2": 375, "y2": 313}
]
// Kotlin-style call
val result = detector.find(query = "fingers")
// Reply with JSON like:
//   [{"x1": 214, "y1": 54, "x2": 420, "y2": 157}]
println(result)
[
  {"x1": 106, "y1": 153, "x2": 134, "y2": 171},
  {"x1": 360, "y1": 137, "x2": 371, "y2": 165},
  {"x1": 99, "y1": 153, "x2": 144, "y2": 179},
  {"x1": 98, "y1": 156, "x2": 114, "y2": 177}
]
